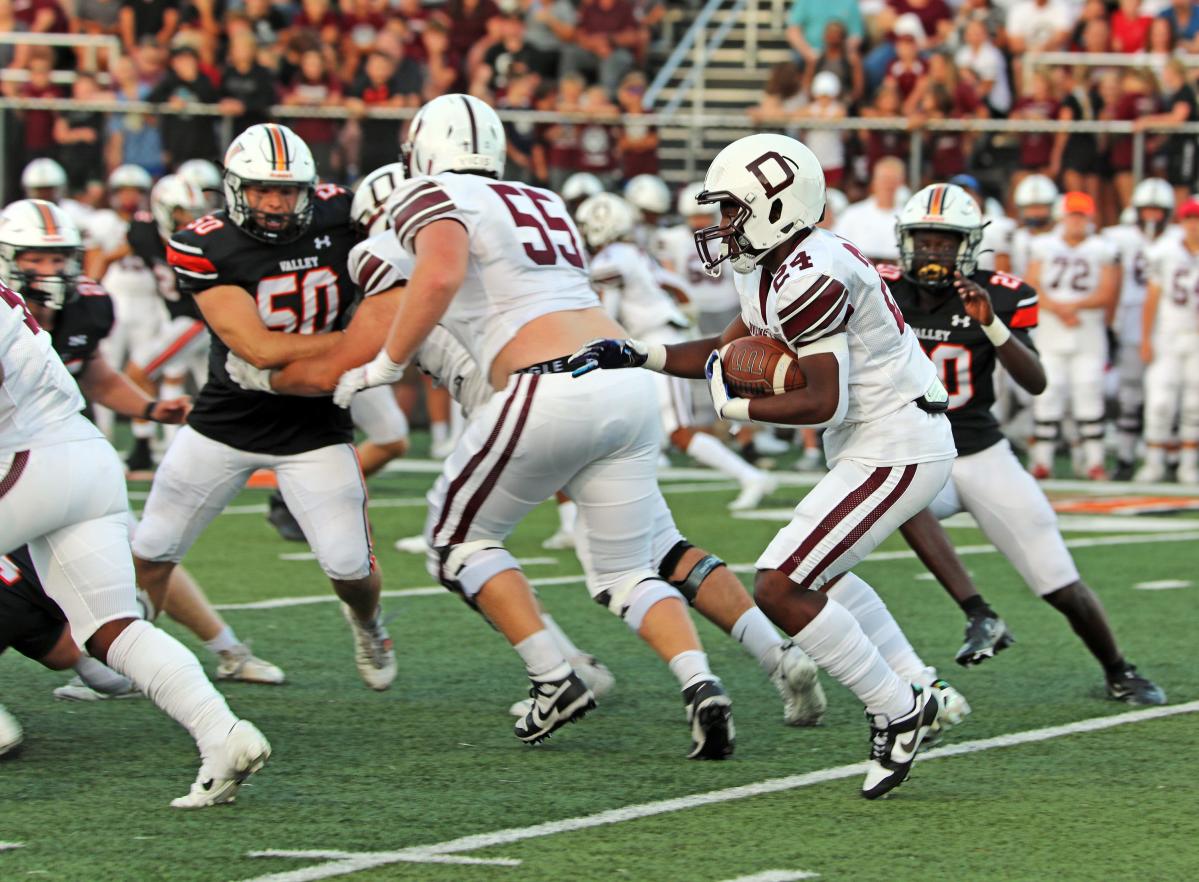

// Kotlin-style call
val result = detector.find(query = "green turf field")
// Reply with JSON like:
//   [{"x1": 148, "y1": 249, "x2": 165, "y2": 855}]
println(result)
[{"x1": 2, "y1": 442, "x2": 1197, "y2": 882}]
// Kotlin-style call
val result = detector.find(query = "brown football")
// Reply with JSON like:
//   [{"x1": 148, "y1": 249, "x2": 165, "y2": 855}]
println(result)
[{"x1": 720, "y1": 336, "x2": 806, "y2": 399}]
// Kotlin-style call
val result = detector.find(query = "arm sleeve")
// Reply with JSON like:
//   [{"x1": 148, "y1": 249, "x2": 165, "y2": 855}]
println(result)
[{"x1": 775, "y1": 271, "x2": 852, "y2": 347}]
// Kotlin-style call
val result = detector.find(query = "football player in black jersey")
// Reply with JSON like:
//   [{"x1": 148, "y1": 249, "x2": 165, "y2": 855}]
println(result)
[
  {"x1": 888, "y1": 183, "x2": 1165, "y2": 706},
  {"x1": 130, "y1": 123, "x2": 396, "y2": 691}
]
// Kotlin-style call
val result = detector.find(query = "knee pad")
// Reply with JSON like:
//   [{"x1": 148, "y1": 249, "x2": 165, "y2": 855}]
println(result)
[
  {"x1": 1077, "y1": 419, "x2": 1105, "y2": 441},
  {"x1": 657, "y1": 541, "x2": 727, "y2": 603},
  {"x1": 437, "y1": 539, "x2": 520, "y2": 601},
  {"x1": 594, "y1": 570, "x2": 683, "y2": 631},
  {"x1": 1033, "y1": 421, "x2": 1061, "y2": 442}
]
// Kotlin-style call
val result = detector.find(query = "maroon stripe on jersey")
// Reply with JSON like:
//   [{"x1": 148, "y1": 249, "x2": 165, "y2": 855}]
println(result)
[
  {"x1": 776, "y1": 466, "x2": 892, "y2": 577},
  {"x1": 352, "y1": 254, "x2": 385, "y2": 292},
  {"x1": 802, "y1": 464, "x2": 917, "y2": 588},
  {"x1": 449, "y1": 374, "x2": 539, "y2": 545},
  {"x1": 430, "y1": 376, "x2": 526, "y2": 545},
  {"x1": 165, "y1": 244, "x2": 216, "y2": 275},
  {"x1": 388, "y1": 181, "x2": 441, "y2": 221},
  {"x1": 757, "y1": 270, "x2": 771, "y2": 326},
  {"x1": 781, "y1": 280, "x2": 848, "y2": 344},
  {"x1": 0, "y1": 450, "x2": 29, "y2": 500},
  {"x1": 393, "y1": 193, "x2": 455, "y2": 246},
  {"x1": 1009, "y1": 305, "x2": 1038, "y2": 328}
]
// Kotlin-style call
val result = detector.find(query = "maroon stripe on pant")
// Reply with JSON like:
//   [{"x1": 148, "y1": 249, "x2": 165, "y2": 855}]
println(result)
[
  {"x1": 801, "y1": 463, "x2": 918, "y2": 589},
  {"x1": 431, "y1": 375, "x2": 526, "y2": 545},
  {"x1": 450, "y1": 374, "x2": 540, "y2": 545},
  {"x1": 0, "y1": 450, "x2": 29, "y2": 500},
  {"x1": 776, "y1": 465, "x2": 892, "y2": 577}
]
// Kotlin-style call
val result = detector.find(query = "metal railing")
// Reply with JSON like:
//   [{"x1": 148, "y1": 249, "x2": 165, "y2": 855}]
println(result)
[
  {"x1": 0, "y1": 97, "x2": 1189, "y2": 199},
  {"x1": 1022, "y1": 50, "x2": 1199, "y2": 84},
  {"x1": 644, "y1": 0, "x2": 729, "y2": 110}
]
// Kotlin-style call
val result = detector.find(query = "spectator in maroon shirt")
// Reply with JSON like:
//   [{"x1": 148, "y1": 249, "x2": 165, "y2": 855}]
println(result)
[
  {"x1": 1110, "y1": 0, "x2": 1153, "y2": 51},
  {"x1": 919, "y1": 85, "x2": 968, "y2": 180},
  {"x1": 560, "y1": 0, "x2": 641, "y2": 93},
  {"x1": 1012, "y1": 69, "x2": 1060, "y2": 178},
  {"x1": 291, "y1": 0, "x2": 343, "y2": 47},
  {"x1": 885, "y1": 30, "x2": 926, "y2": 100},
  {"x1": 395, "y1": 0, "x2": 431, "y2": 64},
  {"x1": 441, "y1": 0, "x2": 501, "y2": 72},
  {"x1": 1109, "y1": 69, "x2": 1158, "y2": 206},
  {"x1": 616, "y1": 71, "x2": 659, "y2": 180},
  {"x1": 341, "y1": 0, "x2": 388, "y2": 78},
  {"x1": 544, "y1": 71, "x2": 587, "y2": 190},
  {"x1": 283, "y1": 48, "x2": 344, "y2": 180},
  {"x1": 888, "y1": 0, "x2": 954, "y2": 43},
  {"x1": 17, "y1": 52, "x2": 61, "y2": 168},
  {"x1": 12, "y1": 0, "x2": 68, "y2": 35}
]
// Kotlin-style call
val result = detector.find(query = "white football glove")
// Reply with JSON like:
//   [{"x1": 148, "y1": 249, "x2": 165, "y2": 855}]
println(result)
[
  {"x1": 705, "y1": 349, "x2": 750, "y2": 422},
  {"x1": 225, "y1": 352, "x2": 274, "y2": 394},
  {"x1": 332, "y1": 350, "x2": 408, "y2": 409}
]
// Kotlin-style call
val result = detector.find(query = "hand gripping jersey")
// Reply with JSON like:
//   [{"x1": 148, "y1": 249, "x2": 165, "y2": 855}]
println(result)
[
  {"x1": 885, "y1": 265, "x2": 1039, "y2": 456},
  {"x1": 1028, "y1": 232, "x2": 1117, "y2": 352},
  {"x1": 590, "y1": 240, "x2": 688, "y2": 341},
  {"x1": 384, "y1": 172, "x2": 599, "y2": 378},
  {"x1": 128, "y1": 213, "x2": 201, "y2": 322},
  {"x1": 0, "y1": 282, "x2": 98, "y2": 457},
  {"x1": 348, "y1": 231, "x2": 493, "y2": 416},
  {"x1": 656, "y1": 224, "x2": 740, "y2": 315},
  {"x1": 735, "y1": 228, "x2": 952, "y2": 465},
  {"x1": 167, "y1": 185, "x2": 359, "y2": 455},
  {"x1": 48, "y1": 276, "x2": 115, "y2": 377},
  {"x1": 1145, "y1": 237, "x2": 1199, "y2": 345},
  {"x1": 1102, "y1": 223, "x2": 1151, "y2": 345}
]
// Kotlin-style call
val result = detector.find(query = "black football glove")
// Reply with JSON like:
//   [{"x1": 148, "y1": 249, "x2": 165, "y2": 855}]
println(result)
[{"x1": 569, "y1": 338, "x2": 652, "y2": 377}]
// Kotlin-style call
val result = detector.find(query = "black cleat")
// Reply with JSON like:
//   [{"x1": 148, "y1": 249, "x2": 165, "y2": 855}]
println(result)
[
  {"x1": 514, "y1": 668, "x2": 595, "y2": 744},
  {"x1": 1112, "y1": 460, "x2": 1136, "y2": 482},
  {"x1": 683, "y1": 679, "x2": 734, "y2": 760},
  {"x1": 266, "y1": 492, "x2": 306, "y2": 542},
  {"x1": 955, "y1": 611, "x2": 1015, "y2": 667},
  {"x1": 1106, "y1": 664, "x2": 1166, "y2": 706},
  {"x1": 862, "y1": 686, "x2": 939, "y2": 800},
  {"x1": 125, "y1": 438, "x2": 154, "y2": 473}
]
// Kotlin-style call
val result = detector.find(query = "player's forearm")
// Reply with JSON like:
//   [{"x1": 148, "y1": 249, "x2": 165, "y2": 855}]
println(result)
[
  {"x1": 746, "y1": 350, "x2": 845, "y2": 427},
  {"x1": 267, "y1": 358, "x2": 341, "y2": 396},
  {"x1": 80, "y1": 357, "x2": 154, "y2": 417},
  {"x1": 994, "y1": 335, "x2": 1047, "y2": 395},
  {"x1": 245, "y1": 330, "x2": 342, "y2": 370},
  {"x1": 663, "y1": 337, "x2": 723, "y2": 378}
]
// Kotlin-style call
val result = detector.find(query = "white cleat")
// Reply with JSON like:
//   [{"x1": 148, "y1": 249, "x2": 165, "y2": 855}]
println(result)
[
  {"x1": 216, "y1": 646, "x2": 286, "y2": 685},
  {"x1": 53, "y1": 676, "x2": 141, "y2": 702},
  {"x1": 170, "y1": 720, "x2": 271, "y2": 809},
  {"x1": 862, "y1": 687, "x2": 939, "y2": 800},
  {"x1": 1178, "y1": 464, "x2": 1199, "y2": 485},
  {"x1": 1134, "y1": 463, "x2": 1166, "y2": 483},
  {"x1": 753, "y1": 432, "x2": 790, "y2": 455},
  {"x1": 795, "y1": 449, "x2": 824, "y2": 472},
  {"x1": 510, "y1": 654, "x2": 614, "y2": 716},
  {"x1": 765, "y1": 641, "x2": 827, "y2": 726},
  {"x1": 728, "y1": 473, "x2": 778, "y2": 511},
  {"x1": 0, "y1": 704, "x2": 22, "y2": 757},
  {"x1": 394, "y1": 534, "x2": 430, "y2": 555},
  {"x1": 924, "y1": 678, "x2": 972, "y2": 748},
  {"x1": 540, "y1": 528, "x2": 576, "y2": 551},
  {"x1": 342, "y1": 603, "x2": 397, "y2": 691}
]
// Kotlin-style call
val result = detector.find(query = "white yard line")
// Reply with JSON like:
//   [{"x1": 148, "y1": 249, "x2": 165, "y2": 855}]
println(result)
[
  {"x1": 0, "y1": 843, "x2": 24, "y2": 852},
  {"x1": 237, "y1": 701, "x2": 1199, "y2": 882},
  {"x1": 216, "y1": 530, "x2": 1199, "y2": 612},
  {"x1": 720, "y1": 872, "x2": 819, "y2": 882},
  {"x1": 1134, "y1": 580, "x2": 1192, "y2": 591}
]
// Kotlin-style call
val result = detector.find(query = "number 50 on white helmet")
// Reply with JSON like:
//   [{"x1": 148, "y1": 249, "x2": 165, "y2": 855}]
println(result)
[
  {"x1": 694, "y1": 133, "x2": 826, "y2": 274},
  {"x1": 404, "y1": 93, "x2": 506, "y2": 179}
]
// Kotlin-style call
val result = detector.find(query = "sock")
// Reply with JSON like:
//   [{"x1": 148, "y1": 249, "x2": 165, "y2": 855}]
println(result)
[
  {"x1": 827, "y1": 573, "x2": 936, "y2": 689},
  {"x1": 131, "y1": 419, "x2": 156, "y2": 440},
  {"x1": 730, "y1": 607, "x2": 784, "y2": 669},
  {"x1": 556, "y1": 501, "x2": 578, "y2": 535},
  {"x1": 74, "y1": 654, "x2": 134, "y2": 695},
  {"x1": 792, "y1": 599, "x2": 914, "y2": 720},
  {"x1": 686, "y1": 433, "x2": 761, "y2": 484},
  {"x1": 513, "y1": 629, "x2": 568, "y2": 678},
  {"x1": 668, "y1": 649, "x2": 713, "y2": 690},
  {"x1": 539, "y1": 614, "x2": 584, "y2": 661},
  {"x1": 105, "y1": 620, "x2": 238, "y2": 759},
  {"x1": 1180, "y1": 446, "x2": 1198, "y2": 472},
  {"x1": 204, "y1": 625, "x2": 241, "y2": 656},
  {"x1": 430, "y1": 421, "x2": 448, "y2": 447},
  {"x1": 160, "y1": 376, "x2": 186, "y2": 402},
  {"x1": 1144, "y1": 445, "x2": 1166, "y2": 471},
  {"x1": 1032, "y1": 439, "x2": 1055, "y2": 471},
  {"x1": 960, "y1": 595, "x2": 995, "y2": 618}
]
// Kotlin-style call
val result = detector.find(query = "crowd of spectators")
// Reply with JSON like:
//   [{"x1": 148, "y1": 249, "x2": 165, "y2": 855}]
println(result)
[
  {"x1": 0, "y1": 0, "x2": 669, "y2": 198},
  {"x1": 766, "y1": 0, "x2": 1199, "y2": 223}
]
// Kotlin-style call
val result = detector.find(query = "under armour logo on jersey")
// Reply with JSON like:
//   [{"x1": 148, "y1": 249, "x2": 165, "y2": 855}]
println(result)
[
  {"x1": 68, "y1": 334, "x2": 88, "y2": 346},
  {"x1": 314, "y1": 235, "x2": 331, "y2": 250},
  {"x1": 951, "y1": 315, "x2": 972, "y2": 328}
]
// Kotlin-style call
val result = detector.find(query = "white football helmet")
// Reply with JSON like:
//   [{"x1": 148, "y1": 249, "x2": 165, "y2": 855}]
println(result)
[
  {"x1": 676, "y1": 181, "x2": 717, "y2": 220},
  {"x1": 21, "y1": 157, "x2": 68, "y2": 200},
  {"x1": 624, "y1": 174, "x2": 670, "y2": 217},
  {"x1": 1013, "y1": 174, "x2": 1058, "y2": 209},
  {"x1": 562, "y1": 172, "x2": 605, "y2": 207},
  {"x1": 150, "y1": 174, "x2": 208, "y2": 241},
  {"x1": 695, "y1": 133, "x2": 825, "y2": 274},
  {"x1": 178, "y1": 158, "x2": 225, "y2": 210},
  {"x1": 352, "y1": 162, "x2": 407, "y2": 236},
  {"x1": 405, "y1": 93, "x2": 506, "y2": 178},
  {"x1": 0, "y1": 199, "x2": 83, "y2": 309},
  {"x1": 107, "y1": 164, "x2": 153, "y2": 192},
  {"x1": 1131, "y1": 177, "x2": 1174, "y2": 211},
  {"x1": 896, "y1": 183, "x2": 984, "y2": 287},
  {"x1": 223, "y1": 123, "x2": 317, "y2": 243},
  {"x1": 575, "y1": 193, "x2": 636, "y2": 250}
]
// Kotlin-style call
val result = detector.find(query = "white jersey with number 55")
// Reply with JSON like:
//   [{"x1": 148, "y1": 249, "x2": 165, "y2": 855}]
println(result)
[
  {"x1": 1146, "y1": 238, "x2": 1199, "y2": 347},
  {"x1": 385, "y1": 172, "x2": 599, "y2": 379},
  {"x1": 734, "y1": 227, "x2": 953, "y2": 466}
]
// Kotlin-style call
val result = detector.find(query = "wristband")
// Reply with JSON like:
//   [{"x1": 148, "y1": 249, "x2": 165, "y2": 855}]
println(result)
[
  {"x1": 981, "y1": 317, "x2": 1011, "y2": 347},
  {"x1": 723, "y1": 397, "x2": 752, "y2": 422},
  {"x1": 643, "y1": 343, "x2": 667, "y2": 373},
  {"x1": 142, "y1": 400, "x2": 158, "y2": 421}
]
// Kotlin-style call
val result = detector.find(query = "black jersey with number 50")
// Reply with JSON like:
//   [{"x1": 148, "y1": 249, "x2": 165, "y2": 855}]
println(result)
[
  {"x1": 168, "y1": 185, "x2": 359, "y2": 455},
  {"x1": 884, "y1": 264, "x2": 1039, "y2": 456}
]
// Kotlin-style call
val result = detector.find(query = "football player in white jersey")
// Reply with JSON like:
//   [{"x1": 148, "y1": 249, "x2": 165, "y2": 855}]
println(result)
[
  {"x1": 1102, "y1": 178, "x2": 1175, "y2": 479},
  {"x1": 624, "y1": 172, "x2": 672, "y2": 259},
  {"x1": 1140, "y1": 197, "x2": 1199, "y2": 484},
  {"x1": 574, "y1": 134, "x2": 963, "y2": 799},
  {"x1": 0, "y1": 203, "x2": 270, "y2": 808},
  {"x1": 1010, "y1": 174, "x2": 1059, "y2": 278},
  {"x1": 334, "y1": 94, "x2": 736, "y2": 758},
  {"x1": 578, "y1": 192, "x2": 777, "y2": 511},
  {"x1": 229, "y1": 165, "x2": 827, "y2": 729},
  {"x1": 1025, "y1": 191, "x2": 1119, "y2": 479},
  {"x1": 20, "y1": 157, "x2": 95, "y2": 235}
]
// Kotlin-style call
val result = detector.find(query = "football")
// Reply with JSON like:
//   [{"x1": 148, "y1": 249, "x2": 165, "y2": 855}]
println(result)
[{"x1": 720, "y1": 335, "x2": 806, "y2": 399}]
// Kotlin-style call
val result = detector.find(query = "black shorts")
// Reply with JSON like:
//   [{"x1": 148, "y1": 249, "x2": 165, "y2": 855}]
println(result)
[
  {"x1": 0, "y1": 546, "x2": 67, "y2": 661},
  {"x1": 1166, "y1": 139, "x2": 1198, "y2": 189}
]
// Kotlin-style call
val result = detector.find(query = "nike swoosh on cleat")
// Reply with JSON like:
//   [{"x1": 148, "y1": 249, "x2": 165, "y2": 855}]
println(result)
[
  {"x1": 898, "y1": 730, "x2": 920, "y2": 753},
  {"x1": 202, "y1": 779, "x2": 214, "y2": 792}
]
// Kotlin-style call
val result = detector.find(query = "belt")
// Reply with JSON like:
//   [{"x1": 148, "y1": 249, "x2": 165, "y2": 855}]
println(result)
[{"x1": 513, "y1": 356, "x2": 575, "y2": 376}]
